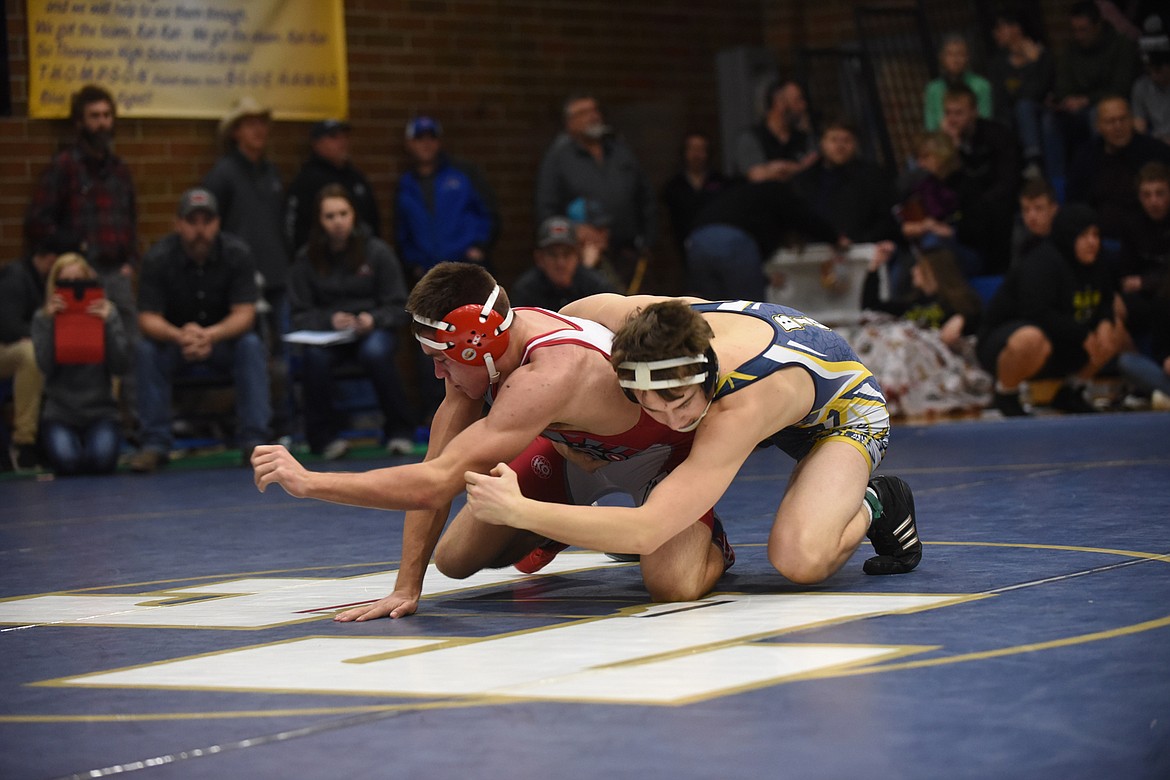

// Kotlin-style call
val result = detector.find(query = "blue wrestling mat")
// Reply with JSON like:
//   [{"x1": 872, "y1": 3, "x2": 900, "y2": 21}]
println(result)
[{"x1": 1, "y1": 412, "x2": 1169, "y2": 779}]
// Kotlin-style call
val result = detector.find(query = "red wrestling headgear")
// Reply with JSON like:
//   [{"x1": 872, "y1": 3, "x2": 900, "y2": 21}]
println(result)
[{"x1": 412, "y1": 285, "x2": 514, "y2": 383}]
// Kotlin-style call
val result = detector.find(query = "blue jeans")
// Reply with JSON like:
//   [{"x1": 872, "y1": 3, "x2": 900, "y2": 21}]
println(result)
[
  {"x1": 42, "y1": 418, "x2": 121, "y2": 475},
  {"x1": 1119, "y1": 352, "x2": 1170, "y2": 395},
  {"x1": 136, "y1": 332, "x2": 272, "y2": 452},
  {"x1": 300, "y1": 328, "x2": 416, "y2": 451},
  {"x1": 1040, "y1": 108, "x2": 1068, "y2": 188},
  {"x1": 1014, "y1": 98, "x2": 1043, "y2": 162},
  {"x1": 686, "y1": 224, "x2": 764, "y2": 302}
]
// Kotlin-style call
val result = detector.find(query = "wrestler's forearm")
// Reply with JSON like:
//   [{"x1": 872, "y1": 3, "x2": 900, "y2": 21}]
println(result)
[
  {"x1": 510, "y1": 499, "x2": 677, "y2": 555},
  {"x1": 393, "y1": 505, "x2": 453, "y2": 595},
  {"x1": 304, "y1": 462, "x2": 452, "y2": 511}
]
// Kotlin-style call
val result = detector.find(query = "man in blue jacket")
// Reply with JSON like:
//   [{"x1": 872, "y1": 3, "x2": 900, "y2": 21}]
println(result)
[{"x1": 394, "y1": 116, "x2": 498, "y2": 283}]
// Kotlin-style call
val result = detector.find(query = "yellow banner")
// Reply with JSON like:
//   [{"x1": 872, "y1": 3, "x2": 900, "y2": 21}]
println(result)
[{"x1": 27, "y1": 0, "x2": 348, "y2": 120}]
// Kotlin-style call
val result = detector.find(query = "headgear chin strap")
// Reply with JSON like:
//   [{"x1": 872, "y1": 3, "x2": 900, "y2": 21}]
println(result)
[{"x1": 412, "y1": 285, "x2": 514, "y2": 383}]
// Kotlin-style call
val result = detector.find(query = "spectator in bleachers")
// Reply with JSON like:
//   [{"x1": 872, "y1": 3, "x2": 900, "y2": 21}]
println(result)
[
  {"x1": 285, "y1": 120, "x2": 382, "y2": 254},
  {"x1": 987, "y1": 11, "x2": 1055, "y2": 177},
  {"x1": 660, "y1": 132, "x2": 732, "y2": 262},
  {"x1": 865, "y1": 246, "x2": 982, "y2": 344},
  {"x1": 1117, "y1": 272, "x2": 1170, "y2": 407},
  {"x1": 1011, "y1": 178, "x2": 1061, "y2": 269},
  {"x1": 510, "y1": 217, "x2": 617, "y2": 311},
  {"x1": 924, "y1": 35, "x2": 993, "y2": 132},
  {"x1": 1066, "y1": 95, "x2": 1170, "y2": 243},
  {"x1": 685, "y1": 180, "x2": 843, "y2": 302},
  {"x1": 31, "y1": 253, "x2": 129, "y2": 475},
  {"x1": 853, "y1": 247, "x2": 990, "y2": 417},
  {"x1": 203, "y1": 96, "x2": 290, "y2": 348},
  {"x1": 733, "y1": 79, "x2": 819, "y2": 183},
  {"x1": 26, "y1": 85, "x2": 140, "y2": 436},
  {"x1": 289, "y1": 185, "x2": 415, "y2": 460},
  {"x1": 395, "y1": 114, "x2": 498, "y2": 426},
  {"x1": 897, "y1": 132, "x2": 967, "y2": 267},
  {"x1": 395, "y1": 115, "x2": 498, "y2": 282},
  {"x1": 941, "y1": 84, "x2": 1020, "y2": 274},
  {"x1": 1117, "y1": 162, "x2": 1170, "y2": 353},
  {"x1": 0, "y1": 230, "x2": 82, "y2": 471},
  {"x1": 535, "y1": 94, "x2": 655, "y2": 289},
  {"x1": 130, "y1": 189, "x2": 271, "y2": 473},
  {"x1": 1132, "y1": 51, "x2": 1170, "y2": 144},
  {"x1": 25, "y1": 84, "x2": 139, "y2": 347},
  {"x1": 565, "y1": 198, "x2": 625, "y2": 293},
  {"x1": 794, "y1": 119, "x2": 898, "y2": 244},
  {"x1": 977, "y1": 204, "x2": 1120, "y2": 416},
  {"x1": 1050, "y1": 1, "x2": 1142, "y2": 173}
]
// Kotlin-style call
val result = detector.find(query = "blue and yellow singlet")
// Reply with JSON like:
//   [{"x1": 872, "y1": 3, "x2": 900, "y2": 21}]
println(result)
[{"x1": 693, "y1": 300, "x2": 890, "y2": 468}]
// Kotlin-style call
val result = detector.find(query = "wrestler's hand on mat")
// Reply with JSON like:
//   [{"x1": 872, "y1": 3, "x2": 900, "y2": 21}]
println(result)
[
  {"x1": 334, "y1": 590, "x2": 419, "y2": 621},
  {"x1": 252, "y1": 444, "x2": 311, "y2": 498},
  {"x1": 464, "y1": 463, "x2": 522, "y2": 526}
]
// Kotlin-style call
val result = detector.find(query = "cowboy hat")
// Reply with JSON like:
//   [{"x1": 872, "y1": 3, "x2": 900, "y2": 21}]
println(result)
[{"x1": 218, "y1": 95, "x2": 272, "y2": 137}]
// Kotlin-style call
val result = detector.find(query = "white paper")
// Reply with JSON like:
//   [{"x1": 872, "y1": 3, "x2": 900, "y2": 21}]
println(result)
[{"x1": 281, "y1": 329, "x2": 358, "y2": 346}]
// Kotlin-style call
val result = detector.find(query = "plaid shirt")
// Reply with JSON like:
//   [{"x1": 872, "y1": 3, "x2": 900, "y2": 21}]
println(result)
[{"x1": 25, "y1": 144, "x2": 139, "y2": 271}]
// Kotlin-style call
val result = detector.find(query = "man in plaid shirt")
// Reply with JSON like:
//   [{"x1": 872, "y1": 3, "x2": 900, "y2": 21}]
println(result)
[{"x1": 25, "y1": 84, "x2": 140, "y2": 427}]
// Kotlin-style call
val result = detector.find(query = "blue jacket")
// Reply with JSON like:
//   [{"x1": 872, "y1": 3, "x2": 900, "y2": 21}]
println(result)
[{"x1": 394, "y1": 155, "x2": 495, "y2": 274}]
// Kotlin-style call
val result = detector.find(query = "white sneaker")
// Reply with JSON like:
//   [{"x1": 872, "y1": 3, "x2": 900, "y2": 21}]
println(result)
[
  {"x1": 322, "y1": 439, "x2": 349, "y2": 460},
  {"x1": 385, "y1": 437, "x2": 414, "y2": 455},
  {"x1": 1153, "y1": 390, "x2": 1170, "y2": 412}
]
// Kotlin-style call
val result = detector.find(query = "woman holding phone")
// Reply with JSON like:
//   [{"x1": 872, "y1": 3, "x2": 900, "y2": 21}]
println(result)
[{"x1": 31, "y1": 253, "x2": 130, "y2": 475}]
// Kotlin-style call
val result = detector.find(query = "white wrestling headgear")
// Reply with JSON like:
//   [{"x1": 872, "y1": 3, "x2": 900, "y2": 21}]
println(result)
[
  {"x1": 616, "y1": 354, "x2": 711, "y2": 390},
  {"x1": 616, "y1": 351, "x2": 717, "y2": 432},
  {"x1": 412, "y1": 285, "x2": 514, "y2": 384}
]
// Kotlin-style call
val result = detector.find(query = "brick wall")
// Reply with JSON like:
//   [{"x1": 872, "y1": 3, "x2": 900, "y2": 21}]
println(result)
[{"x1": 3, "y1": 0, "x2": 776, "y2": 288}]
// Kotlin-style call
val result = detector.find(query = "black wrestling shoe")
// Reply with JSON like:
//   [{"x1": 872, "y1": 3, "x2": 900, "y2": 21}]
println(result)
[
  {"x1": 863, "y1": 475, "x2": 921, "y2": 575},
  {"x1": 993, "y1": 390, "x2": 1029, "y2": 417},
  {"x1": 1050, "y1": 383, "x2": 1099, "y2": 414}
]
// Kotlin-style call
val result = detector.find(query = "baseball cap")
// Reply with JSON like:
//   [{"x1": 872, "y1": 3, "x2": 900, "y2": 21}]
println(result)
[
  {"x1": 405, "y1": 115, "x2": 442, "y2": 140},
  {"x1": 310, "y1": 119, "x2": 351, "y2": 140},
  {"x1": 537, "y1": 217, "x2": 578, "y2": 248},
  {"x1": 177, "y1": 188, "x2": 219, "y2": 219}
]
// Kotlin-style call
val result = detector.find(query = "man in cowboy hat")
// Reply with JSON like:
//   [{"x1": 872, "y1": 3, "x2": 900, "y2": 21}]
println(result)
[
  {"x1": 203, "y1": 96, "x2": 289, "y2": 344},
  {"x1": 203, "y1": 95, "x2": 292, "y2": 438}
]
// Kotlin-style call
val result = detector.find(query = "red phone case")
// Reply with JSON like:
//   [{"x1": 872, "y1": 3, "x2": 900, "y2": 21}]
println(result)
[{"x1": 55, "y1": 285, "x2": 106, "y2": 365}]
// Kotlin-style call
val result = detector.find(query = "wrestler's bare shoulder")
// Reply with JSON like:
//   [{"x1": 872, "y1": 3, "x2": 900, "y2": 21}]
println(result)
[
  {"x1": 706, "y1": 363, "x2": 814, "y2": 436},
  {"x1": 559, "y1": 294, "x2": 709, "y2": 329}
]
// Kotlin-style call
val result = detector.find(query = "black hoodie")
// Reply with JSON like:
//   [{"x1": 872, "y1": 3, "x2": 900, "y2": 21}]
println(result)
[
  {"x1": 980, "y1": 204, "x2": 1115, "y2": 353},
  {"x1": 0, "y1": 257, "x2": 46, "y2": 344}
]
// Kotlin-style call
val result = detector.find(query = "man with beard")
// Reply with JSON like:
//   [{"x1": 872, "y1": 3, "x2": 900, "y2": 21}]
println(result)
[
  {"x1": 535, "y1": 93, "x2": 656, "y2": 290},
  {"x1": 25, "y1": 84, "x2": 140, "y2": 427},
  {"x1": 128, "y1": 189, "x2": 271, "y2": 472},
  {"x1": 26, "y1": 85, "x2": 139, "y2": 318},
  {"x1": 734, "y1": 79, "x2": 819, "y2": 183}
]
